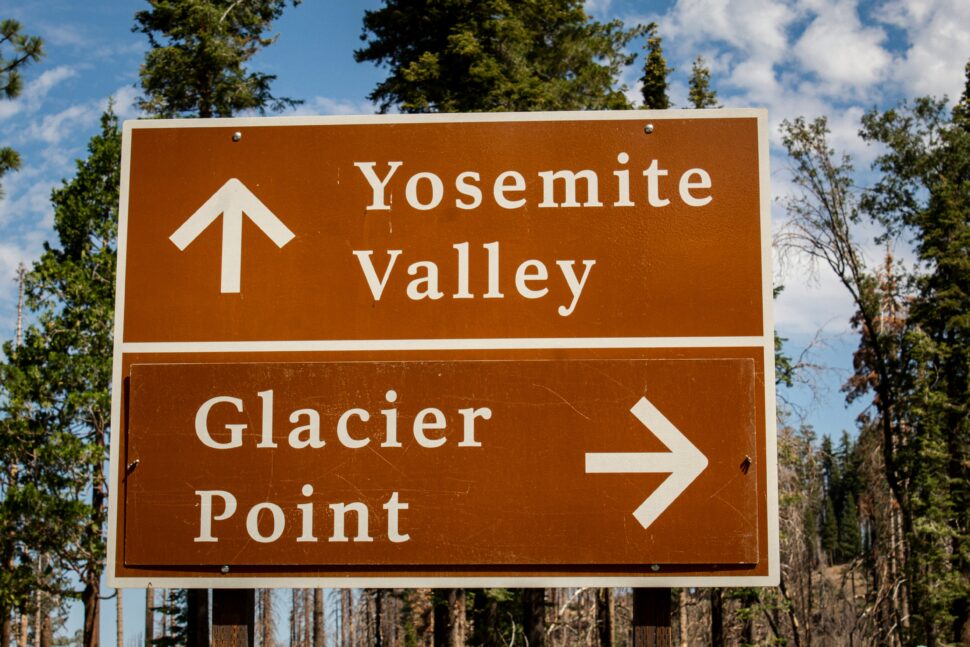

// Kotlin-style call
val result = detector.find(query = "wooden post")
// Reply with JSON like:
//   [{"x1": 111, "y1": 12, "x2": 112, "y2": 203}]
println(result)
[
  {"x1": 632, "y1": 588, "x2": 671, "y2": 647},
  {"x1": 212, "y1": 589, "x2": 255, "y2": 647},
  {"x1": 186, "y1": 590, "x2": 209, "y2": 647}
]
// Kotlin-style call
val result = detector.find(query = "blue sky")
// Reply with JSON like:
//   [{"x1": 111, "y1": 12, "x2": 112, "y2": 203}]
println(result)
[{"x1": 1, "y1": 0, "x2": 969, "y2": 642}]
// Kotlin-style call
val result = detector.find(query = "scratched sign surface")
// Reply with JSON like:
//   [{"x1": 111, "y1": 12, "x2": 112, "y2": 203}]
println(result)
[{"x1": 108, "y1": 110, "x2": 778, "y2": 587}]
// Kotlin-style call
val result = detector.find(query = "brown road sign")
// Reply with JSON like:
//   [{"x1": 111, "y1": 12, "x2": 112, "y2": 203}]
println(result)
[{"x1": 108, "y1": 110, "x2": 778, "y2": 588}]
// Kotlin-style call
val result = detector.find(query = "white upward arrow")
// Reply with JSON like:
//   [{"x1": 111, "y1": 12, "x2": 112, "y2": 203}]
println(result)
[
  {"x1": 585, "y1": 397, "x2": 708, "y2": 530},
  {"x1": 169, "y1": 178, "x2": 295, "y2": 293}
]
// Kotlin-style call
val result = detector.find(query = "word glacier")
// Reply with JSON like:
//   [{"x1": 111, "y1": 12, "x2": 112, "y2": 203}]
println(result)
[{"x1": 194, "y1": 389, "x2": 492, "y2": 450}]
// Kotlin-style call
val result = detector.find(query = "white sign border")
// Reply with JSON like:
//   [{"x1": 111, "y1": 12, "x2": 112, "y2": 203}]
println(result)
[{"x1": 107, "y1": 108, "x2": 778, "y2": 589}]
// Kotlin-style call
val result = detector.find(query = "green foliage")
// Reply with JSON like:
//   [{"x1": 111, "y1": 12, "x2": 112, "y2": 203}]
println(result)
[
  {"x1": 134, "y1": 0, "x2": 302, "y2": 118},
  {"x1": 858, "y1": 79, "x2": 970, "y2": 641},
  {"x1": 773, "y1": 287, "x2": 795, "y2": 388},
  {"x1": 838, "y1": 492, "x2": 861, "y2": 560},
  {"x1": 640, "y1": 22, "x2": 670, "y2": 109},
  {"x1": 0, "y1": 110, "x2": 120, "y2": 647},
  {"x1": 0, "y1": 20, "x2": 43, "y2": 100},
  {"x1": 468, "y1": 588, "x2": 518, "y2": 645},
  {"x1": 355, "y1": 0, "x2": 644, "y2": 113},
  {"x1": 821, "y1": 496, "x2": 838, "y2": 560},
  {"x1": 0, "y1": 19, "x2": 44, "y2": 197},
  {"x1": 687, "y1": 55, "x2": 719, "y2": 109},
  {"x1": 781, "y1": 59, "x2": 970, "y2": 644},
  {"x1": 954, "y1": 60, "x2": 970, "y2": 124},
  {"x1": 152, "y1": 590, "x2": 188, "y2": 647}
]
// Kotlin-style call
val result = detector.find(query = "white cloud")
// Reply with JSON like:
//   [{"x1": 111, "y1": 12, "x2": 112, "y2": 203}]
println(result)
[
  {"x1": 881, "y1": 0, "x2": 970, "y2": 99},
  {"x1": 0, "y1": 242, "x2": 34, "y2": 284},
  {"x1": 585, "y1": 0, "x2": 614, "y2": 17},
  {"x1": 109, "y1": 85, "x2": 142, "y2": 121},
  {"x1": 792, "y1": 0, "x2": 891, "y2": 95},
  {"x1": 662, "y1": 0, "x2": 797, "y2": 62},
  {"x1": 27, "y1": 103, "x2": 101, "y2": 145},
  {"x1": 0, "y1": 65, "x2": 78, "y2": 122},
  {"x1": 39, "y1": 22, "x2": 90, "y2": 48},
  {"x1": 292, "y1": 96, "x2": 377, "y2": 116},
  {"x1": 773, "y1": 245, "x2": 857, "y2": 333}
]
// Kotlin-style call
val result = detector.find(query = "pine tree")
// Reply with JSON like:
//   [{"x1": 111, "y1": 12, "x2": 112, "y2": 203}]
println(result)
[
  {"x1": 839, "y1": 493, "x2": 862, "y2": 560},
  {"x1": 687, "y1": 55, "x2": 719, "y2": 109},
  {"x1": 822, "y1": 496, "x2": 839, "y2": 562},
  {"x1": 0, "y1": 19, "x2": 43, "y2": 197},
  {"x1": 152, "y1": 589, "x2": 187, "y2": 647},
  {"x1": 819, "y1": 436, "x2": 841, "y2": 500},
  {"x1": 0, "y1": 109, "x2": 120, "y2": 647},
  {"x1": 355, "y1": 0, "x2": 644, "y2": 113},
  {"x1": 134, "y1": 0, "x2": 302, "y2": 118},
  {"x1": 780, "y1": 60, "x2": 970, "y2": 644},
  {"x1": 640, "y1": 22, "x2": 671, "y2": 109},
  {"x1": 954, "y1": 60, "x2": 970, "y2": 124},
  {"x1": 858, "y1": 74, "x2": 970, "y2": 642}
]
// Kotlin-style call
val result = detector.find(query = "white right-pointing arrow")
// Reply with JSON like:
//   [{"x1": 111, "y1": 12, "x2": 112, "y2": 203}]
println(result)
[{"x1": 585, "y1": 396, "x2": 708, "y2": 530}]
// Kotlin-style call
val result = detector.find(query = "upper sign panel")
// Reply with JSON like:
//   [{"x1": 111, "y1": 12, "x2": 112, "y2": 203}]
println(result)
[{"x1": 121, "y1": 113, "x2": 766, "y2": 343}]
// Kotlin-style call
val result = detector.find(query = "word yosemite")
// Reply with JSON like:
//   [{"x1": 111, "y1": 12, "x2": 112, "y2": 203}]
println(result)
[{"x1": 354, "y1": 154, "x2": 713, "y2": 212}]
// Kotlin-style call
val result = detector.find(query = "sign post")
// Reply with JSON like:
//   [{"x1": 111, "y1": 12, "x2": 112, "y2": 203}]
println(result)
[{"x1": 108, "y1": 110, "x2": 777, "y2": 589}]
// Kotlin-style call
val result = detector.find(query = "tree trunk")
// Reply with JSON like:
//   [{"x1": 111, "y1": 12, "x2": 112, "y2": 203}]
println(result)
[
  {"x1": 433, "y1": 593, "x2": 447, "y2": 647},
  {"x1": 433, "y1": 590, "x2": 466, "y2": 647},
  {"x1": 597, "y1": 589, "x2": 614, "y2": 647},
  {"x1": 34, "y1": 562, "x2": 43, "y2": 647},
  {"x1": 0, "y1": 608, "x2": 9, "y2": 647},
  {"x1": 523, "y1": 589, "x2": 544, "y2": 647},
  {"x1": 710, "y1": 589, "x2": 723, "y2": 647},
  {"x1": 740, "y1": 591, "x2": 757, "y2": 645},
  {"x1": 678, "y1": 590, "x2": 688, "y2": 647},
  {"x1": 372, "y1": 590, "x2": 382, "y2": 647},
  {"x1": 162, "y1": 590, "x2": 171, "y2": 642},
  {"x1": 290, "y1": 590, "x2": 299, "y2": 647},
  {"x1": 17, "y1": 610, "x2": 27, "y2": 647},
  {"x1": 341, "y1": 590, "x2": 352, "y2": 647},
  {"x1": 145, "y1": 586, "x2": 154, "y2": 647},
  {"x1": 82, "y1": 577, "x2": 100, "y2": 647},
  {"x1": 41, "y1": 611, "x2": 53, "y2": 647},
  {"x1": 313, "y1": 590, "x2": 324, "y2": 647},
  {"x1": 117, "y1": 590, "x2": 124, "y2": 647},
  {"x1": 84, "y1": 424, "x2": 106, "y2": 647},
  {"x1": 449, "y1": 589, "x2": 465, "y2": 647},
  {"x1": 258, "y1": 589, "x2": 273, "y2": 647},
  {"x1": 303, "y1": 590, "x2": 312, "y2": 647},
  {"x1": 187, "y1": 590, "x2": 209, "y2": 647}
]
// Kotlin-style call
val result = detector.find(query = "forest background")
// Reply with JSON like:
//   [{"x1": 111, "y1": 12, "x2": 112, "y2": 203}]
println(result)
[{"x1": 0, "y1": 0, "x2": 968, "y2": 645}]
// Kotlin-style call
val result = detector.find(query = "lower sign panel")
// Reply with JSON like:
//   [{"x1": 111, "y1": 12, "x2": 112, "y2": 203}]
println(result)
[{"x1": 125, "y1": 359, "x2": 758, "y2": 568}]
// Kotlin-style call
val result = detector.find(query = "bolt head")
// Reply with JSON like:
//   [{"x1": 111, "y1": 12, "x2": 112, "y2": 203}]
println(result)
[{"x1": 232, "y1": 132, "x2": 242, "y2": 142}]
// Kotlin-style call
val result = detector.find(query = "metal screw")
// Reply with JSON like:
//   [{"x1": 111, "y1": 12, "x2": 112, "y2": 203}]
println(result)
[
  {"x1": 232, "y1": 131, "x2": 242, "y2": 142},
  {"x1": 220, "y1": 565, "x2": 230, "y2": 574},
  {"x1": 126, "y1": 459, "x2": 139, "y2": 472},
  {"x1": 740, "y1": 455, "x2": 752, "y2": 474},
  {"x1": 650, "y1": 564, "x2": 660, "y2": 572},
  {"x1": 643, "y1": 124, "x2": 654, "y2": 134}
]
